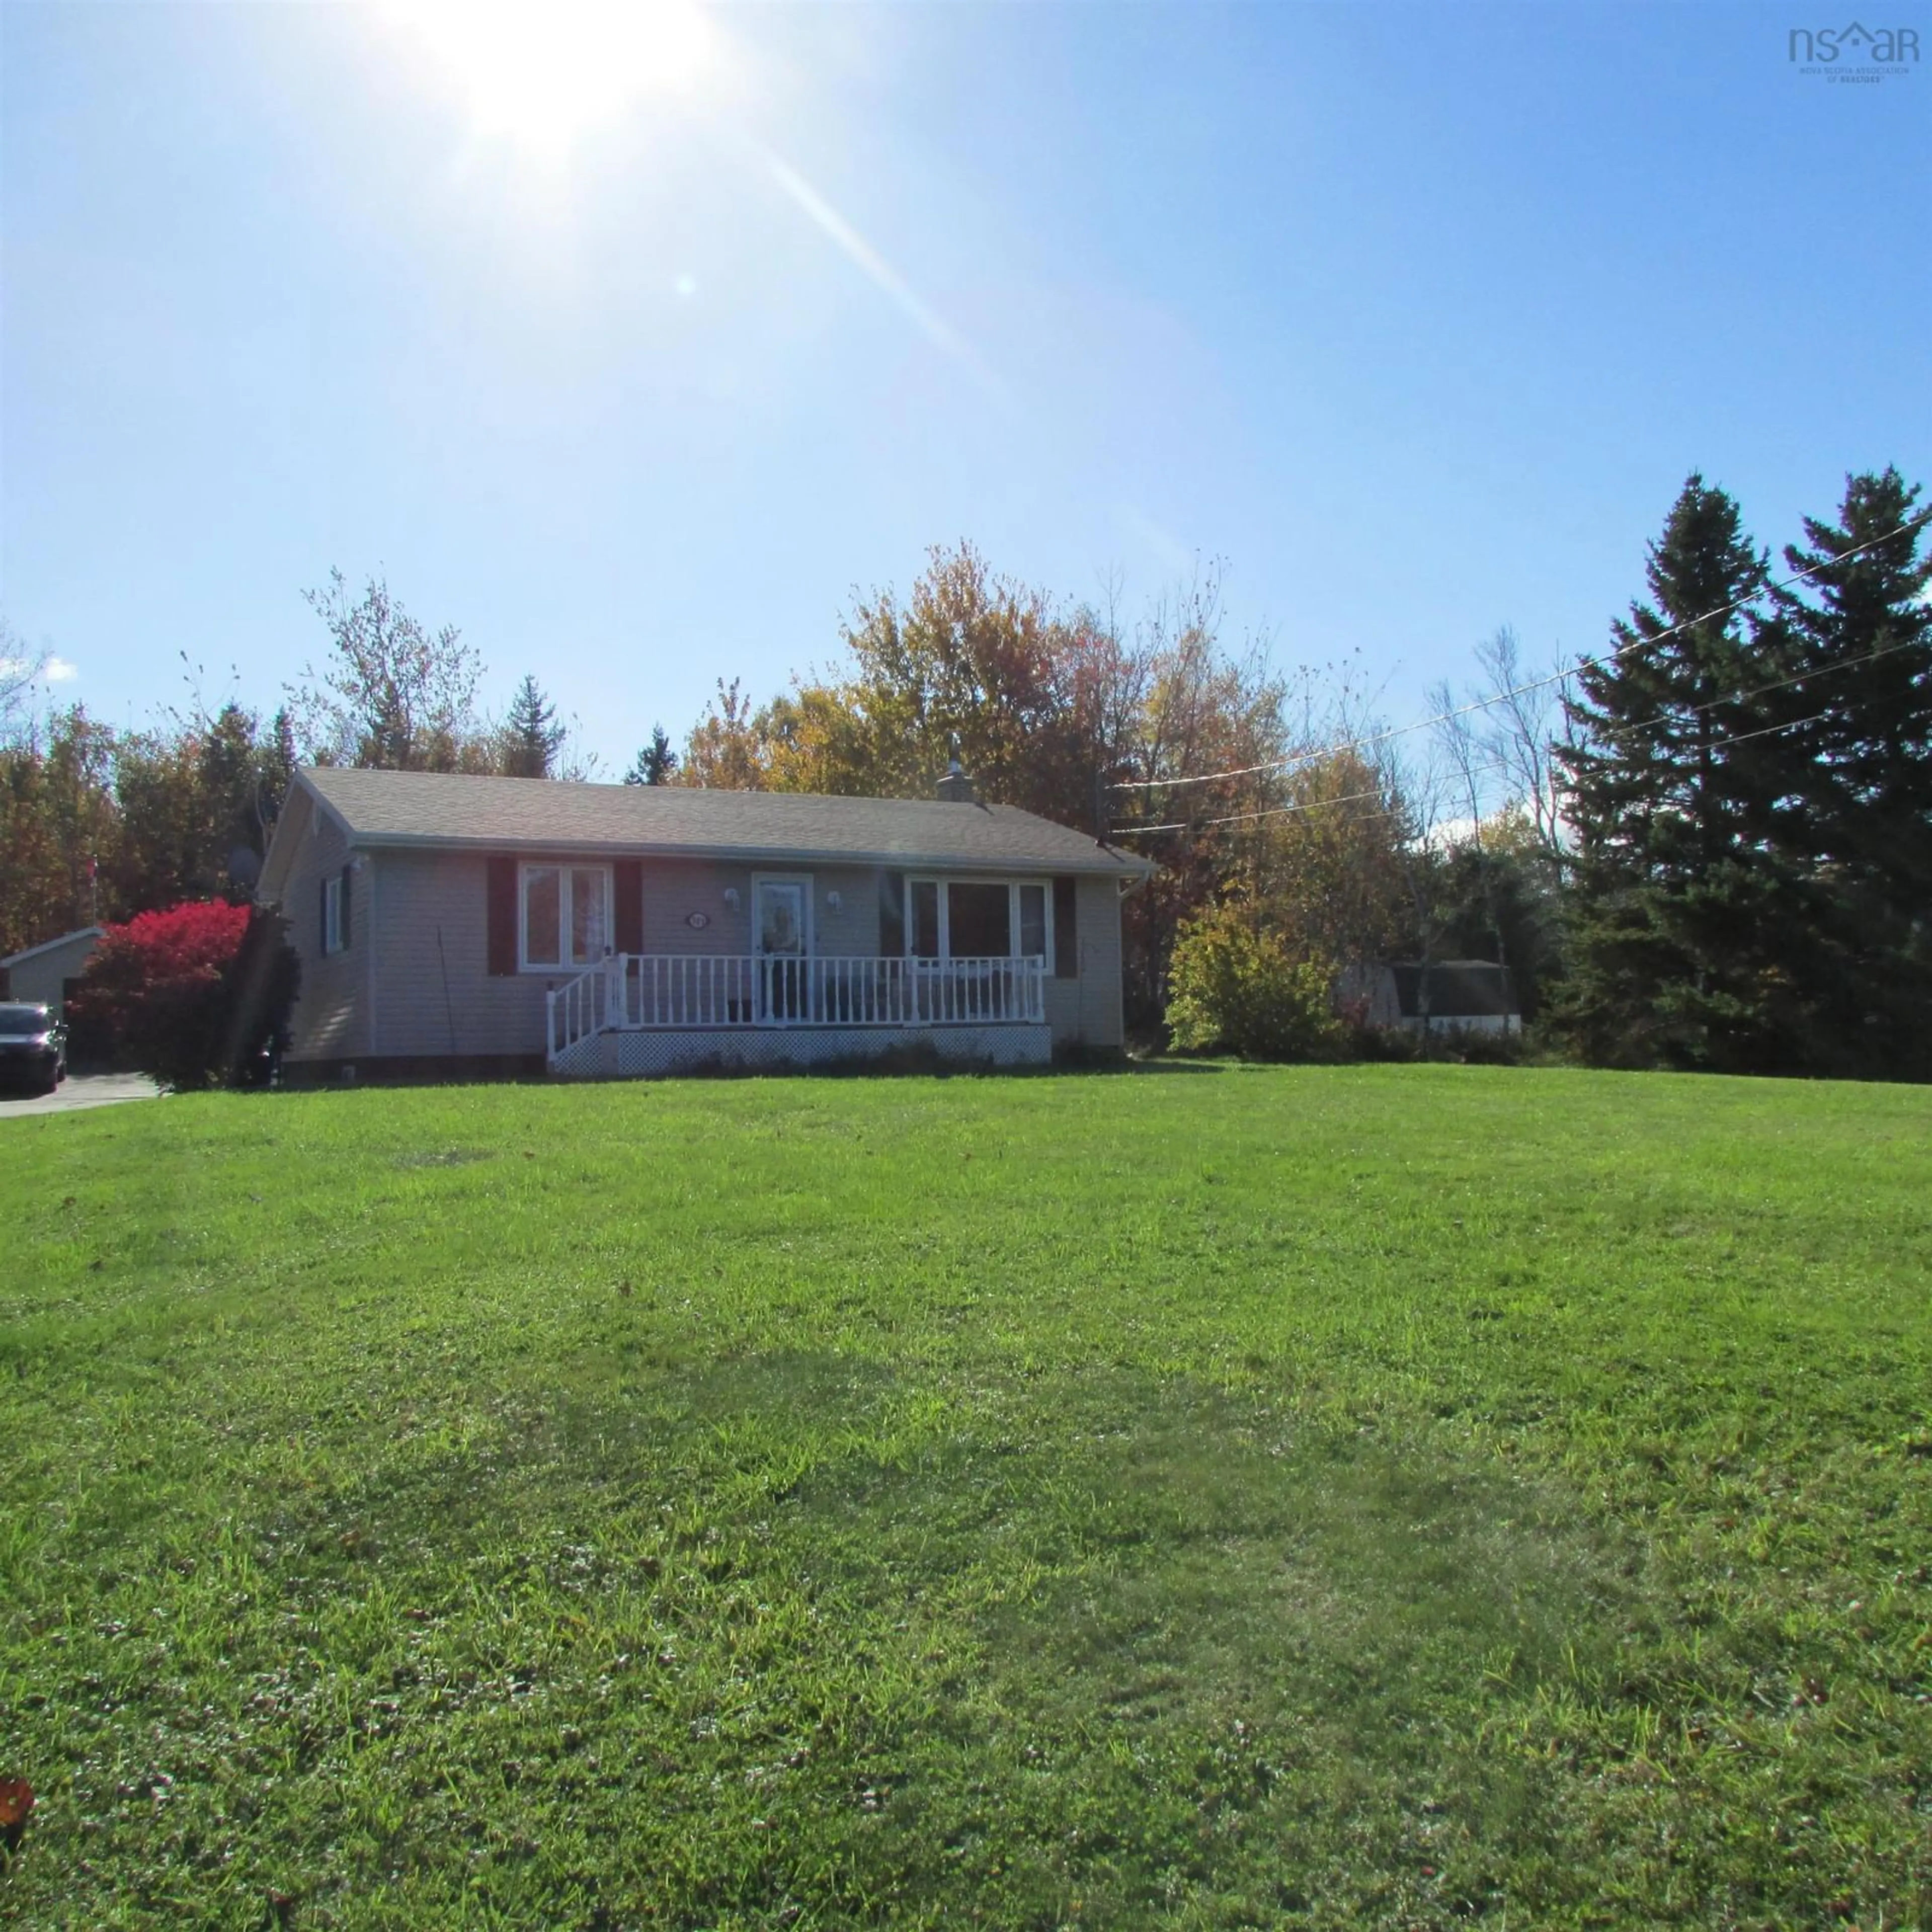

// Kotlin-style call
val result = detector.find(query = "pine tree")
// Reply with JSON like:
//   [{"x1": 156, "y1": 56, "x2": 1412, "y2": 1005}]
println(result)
[
  {"x1": 1757, "y1": 468, "x2": 1932, "y2": 1076},
  {"x1": 624, "y1": 725, "x2": 678, "y2": 786},
  {"x1": 1555, "y1": 474, "x2": 1809, "y2": 1071},
  {"x1": 501, "y1": 674, "x2": 566, "y2": 779}
]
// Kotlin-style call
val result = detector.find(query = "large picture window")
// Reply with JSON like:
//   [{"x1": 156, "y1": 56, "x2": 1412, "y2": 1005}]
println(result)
[
  {"x1": 521, "y1": 863, "x2": 611, "y2": 971},
  {"x1": 904, "y1": 878, "x2": 1050, "y2": 962}
]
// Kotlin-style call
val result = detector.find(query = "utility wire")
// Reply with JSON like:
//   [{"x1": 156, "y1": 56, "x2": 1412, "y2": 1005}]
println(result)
[
  {"x1": 1111, "y1": 692, "x2": 1863, "y2": 839},
  {"x1": 1119, "y1": 759, "x2": 1512, "y2": 836},
  {"x1": 1587, "y1": 633, "x2": 1927, "y2": 742},
  {"x1": 1107, "y1": 507, "x2": 1932, "y2": 795}
]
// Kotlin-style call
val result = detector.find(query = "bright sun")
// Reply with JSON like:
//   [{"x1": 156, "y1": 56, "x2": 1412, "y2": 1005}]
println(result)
[{"x1": 386, "y1": 0, "x2": 715, "y2": 151}]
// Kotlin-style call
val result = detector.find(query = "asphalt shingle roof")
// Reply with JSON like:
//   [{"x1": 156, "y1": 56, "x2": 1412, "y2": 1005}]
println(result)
[{"x1": 300, "y1": 767, "x2": 1152, "y2": 877}]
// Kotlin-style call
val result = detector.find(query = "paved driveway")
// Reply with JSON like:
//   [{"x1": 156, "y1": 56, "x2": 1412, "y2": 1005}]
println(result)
[{"x1": 0, "y1": 1073, "x2": 162, "y2": 1118}]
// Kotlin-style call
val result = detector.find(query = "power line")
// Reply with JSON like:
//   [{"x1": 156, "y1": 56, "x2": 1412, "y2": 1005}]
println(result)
[
  {"x1": 1117, "y1": 759, "x2": 1512, "y2": 836},
  {"x1": 1110, "y1": 694, "x2": 1864, "y2": 840},
  {"x1": 1107, "y1": 506, "x2": 1932, "y2": 796},
  {"x1": 1584, "y1": 632, "x2": 1930, "y2": 745}
]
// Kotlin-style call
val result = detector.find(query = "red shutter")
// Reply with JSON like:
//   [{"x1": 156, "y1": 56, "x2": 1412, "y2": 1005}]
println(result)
[
  {"x1": 486, "y1": 857, "x2": 518, "y2": 976},
  {"x1": 1053, "y1": 876, "x2": 1078, "y2": 979},
  {"x1": 614, "y1": 861, "x2": 643, "y2": 954}
]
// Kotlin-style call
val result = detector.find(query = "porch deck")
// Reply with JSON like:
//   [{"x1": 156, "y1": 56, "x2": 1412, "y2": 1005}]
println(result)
[{"x1": 546, "y1": 953, "x2": 1050, "y2": 1077}]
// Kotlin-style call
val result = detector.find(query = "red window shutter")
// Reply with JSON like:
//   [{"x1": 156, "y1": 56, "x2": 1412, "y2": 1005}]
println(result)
[
  {"x1": 486, "y1": 857, "x2": 518, "y2": 976},
  {"x1": 614, "y1": 861, "x2": 643, "y2": 954},
  {"x1": 1053, "y1": 876, "x2": 1078, "y2": 979}
]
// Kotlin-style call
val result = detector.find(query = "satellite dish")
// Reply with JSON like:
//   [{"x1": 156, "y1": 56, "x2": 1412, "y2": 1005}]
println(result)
[{"x1": 228, "y1": 846, "x2": 263, "y2": 889}]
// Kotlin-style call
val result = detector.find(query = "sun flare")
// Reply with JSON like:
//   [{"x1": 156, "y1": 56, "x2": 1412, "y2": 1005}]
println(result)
[{"x1": 386, "y1": 0, "x2": 715, "y2": 151}]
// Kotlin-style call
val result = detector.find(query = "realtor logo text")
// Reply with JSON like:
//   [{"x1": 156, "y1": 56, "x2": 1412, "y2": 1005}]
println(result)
[{"x1": 1788, "y1": 21, "x2": 1919, "y2": 67}]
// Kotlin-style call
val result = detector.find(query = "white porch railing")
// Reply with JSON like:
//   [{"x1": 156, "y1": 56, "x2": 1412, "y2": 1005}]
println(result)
[{"x1": 547, "y1": 953, "x2": 1046, "y2": 1067}]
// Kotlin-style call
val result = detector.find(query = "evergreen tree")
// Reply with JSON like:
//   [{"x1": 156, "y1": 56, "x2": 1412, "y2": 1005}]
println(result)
[
  {"x1": 1555, "y1": 474, "x2": 1807, "y2": 1071},
  {"x1": 624, "y1": 725, "x2": 678, "y2": 786},
  {"x1": 1757, "y1": 468, "x2": 1932, "y2": 1076},
  {"x1": 501, "y1": 674, "x2": 566, "y2": 778}
]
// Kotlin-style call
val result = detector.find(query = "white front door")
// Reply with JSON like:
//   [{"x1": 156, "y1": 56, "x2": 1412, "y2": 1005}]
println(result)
[{"x1": 753, "y1": 876, "x2": 811, "y2": 1023}]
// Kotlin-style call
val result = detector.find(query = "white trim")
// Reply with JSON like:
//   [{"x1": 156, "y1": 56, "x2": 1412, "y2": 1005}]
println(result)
[
  {"x1": 518, "y1": 860, "x2": 614, "y2": 973},
  {"x1": 904, "y1": 875, "x2": 1051, "y2": 965}
]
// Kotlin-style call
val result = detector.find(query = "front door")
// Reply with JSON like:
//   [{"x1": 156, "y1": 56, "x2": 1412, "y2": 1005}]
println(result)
[{"x1": 753, "y1": 876, "x2": 811, "y2": 1023}]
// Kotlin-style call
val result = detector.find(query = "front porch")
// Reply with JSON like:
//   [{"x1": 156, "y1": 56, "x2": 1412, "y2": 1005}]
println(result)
[{"x1": 546, "y1": 953, "x2": 1051, "y2": 1078}]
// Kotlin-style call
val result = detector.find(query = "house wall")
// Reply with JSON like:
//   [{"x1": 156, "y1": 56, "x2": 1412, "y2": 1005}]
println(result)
[
  {"x1": 280, "y1": 787, "x2": 370, "y2": 1064},
  {"x1": 2, "y1": 931, "x2": 102, "y2": 1017},
  {"x1": 289, "y1": 838, "x2": 1131, "y2": 1069},
  {"x1": 1041, "y1": 873, "x2": 1125, "y2": 1050},
  {"x1": 365, "y1": 852, "x2": 888, "y2": 1061}
]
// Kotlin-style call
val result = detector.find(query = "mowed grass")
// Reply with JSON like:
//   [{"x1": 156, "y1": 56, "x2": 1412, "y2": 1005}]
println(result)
[{"x1": 2, "y1": 1067, "x2": 1929, "y2": 1931}]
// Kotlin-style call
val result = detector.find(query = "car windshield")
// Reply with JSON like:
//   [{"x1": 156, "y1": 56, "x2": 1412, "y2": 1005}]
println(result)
[{"x1": 0, "y1": 1004, "x2": 51, "y2": 1033}]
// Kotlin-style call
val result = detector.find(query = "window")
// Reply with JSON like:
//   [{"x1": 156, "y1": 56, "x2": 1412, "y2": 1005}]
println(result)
[
  {"x1": 323, "y1": 872, "x2": 345, "y2": 954},
  {"x1": 948, "y1": 882, "x2": 1010, "y2": 957},
  {"x1": 911, "y1": 879, "x2": 941, "y2": 959},
  {"x1": 903, "y1": 879, "x2": 1052, "y2": 961},
  {"x1": 1017, "y1": 883, "x2": 1047, "y2": 959},
  {"x1": 521, "y1": 863, "x2": 611, "y2": 970}
]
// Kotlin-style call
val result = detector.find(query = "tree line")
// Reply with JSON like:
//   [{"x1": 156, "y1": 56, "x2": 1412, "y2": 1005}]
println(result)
[
  {"x1": 0, "y1": 574, "x2": 593, "y2": 958},
  {"x1": 5, "y1": 466, "x2": 1925, "y2": 1078}
]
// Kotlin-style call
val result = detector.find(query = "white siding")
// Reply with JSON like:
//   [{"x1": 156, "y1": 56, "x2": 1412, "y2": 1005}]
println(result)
[
  {"x1": 1074, "y1": 873, "x2": 1125, "y2": 1048},
  {"x1": 367, "y1": 853, "x2": 890, "y2": 1059},
  {"x1": 293, "y1": 836, "x2": 1130, "y2": 1064},
  {"x1": 279, "y1": 789, "x2": 369, "y2": 1064}
]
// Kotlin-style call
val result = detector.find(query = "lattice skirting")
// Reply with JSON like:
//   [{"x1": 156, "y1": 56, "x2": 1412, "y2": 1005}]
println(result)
[{"x1": 553, "y1": 1024, "x2": 1052, "y2": 1080}]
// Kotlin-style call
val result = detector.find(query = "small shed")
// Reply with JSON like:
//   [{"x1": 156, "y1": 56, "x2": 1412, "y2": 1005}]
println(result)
[
  {"x1": 0, "y1": 926, "x2": 104, "y2": 1019},
  {"x1": 1344, "y1": 959, "x2": 1522, "y2": 1036}
]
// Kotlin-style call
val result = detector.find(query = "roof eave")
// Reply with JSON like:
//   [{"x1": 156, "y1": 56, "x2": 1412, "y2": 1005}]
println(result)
[{"x1": 341, "y1": 827, "x2": 1150, "y2": 876}]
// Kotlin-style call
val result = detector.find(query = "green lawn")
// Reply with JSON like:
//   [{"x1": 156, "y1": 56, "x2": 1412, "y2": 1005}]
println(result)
[{"x1": 2, "y1": 1066, "x2": 1928, "y2": 1929}]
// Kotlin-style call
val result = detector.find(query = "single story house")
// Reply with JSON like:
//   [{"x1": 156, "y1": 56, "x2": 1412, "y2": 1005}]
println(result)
[
  {"x1": 1341, "y1": 960, "x2": 1522, "y2": 1036},
  {"x1": 0, "y1": 925, "x2": 104, "y2": 1019},
  {"x1": 257, "y1": 766, "x2": 1153, "y2": 1082}
]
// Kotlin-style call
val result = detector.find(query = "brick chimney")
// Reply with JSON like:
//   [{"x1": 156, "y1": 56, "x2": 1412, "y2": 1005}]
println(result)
[{"x1": 935, "y1": 753, "x2": 977, "y2": 803}]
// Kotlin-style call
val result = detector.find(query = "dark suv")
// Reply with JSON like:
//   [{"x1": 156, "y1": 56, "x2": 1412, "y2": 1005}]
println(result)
[{"x1": 0, "y1": 1003, "x2": 68, "y2": 1095}]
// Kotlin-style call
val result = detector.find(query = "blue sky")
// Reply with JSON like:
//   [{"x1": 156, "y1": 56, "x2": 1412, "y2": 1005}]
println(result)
[{"x1": 4, "y1": 1, "x2": 1927, "y2": 777}]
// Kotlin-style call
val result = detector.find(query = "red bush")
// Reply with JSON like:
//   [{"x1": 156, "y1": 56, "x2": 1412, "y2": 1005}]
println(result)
[{"x1": 68, "y1": 900, "x2": 298, "y2": 1090}]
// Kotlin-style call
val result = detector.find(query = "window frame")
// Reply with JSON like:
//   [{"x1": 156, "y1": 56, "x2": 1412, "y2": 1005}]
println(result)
[
  {"x1": 518, "y1": 861, "x2": 614, "y2": 973},
  {"x1": 902, "y1": 876, "x2": 1052, "y2": 963}
]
